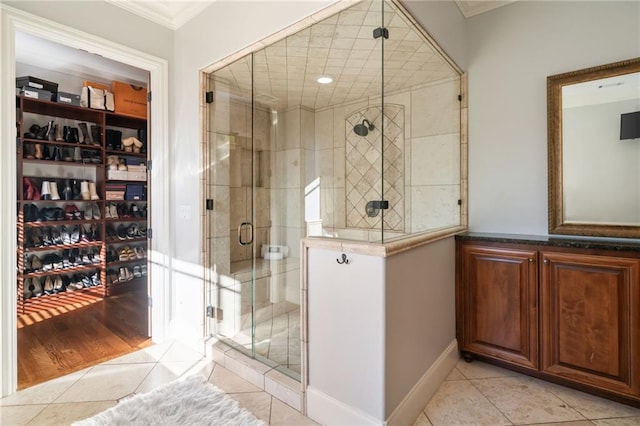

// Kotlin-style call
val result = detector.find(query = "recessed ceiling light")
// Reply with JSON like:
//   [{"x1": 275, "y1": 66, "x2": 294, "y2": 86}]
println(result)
[{"x1": 316, "y1": 75, "x2": 334, "y2": 84}]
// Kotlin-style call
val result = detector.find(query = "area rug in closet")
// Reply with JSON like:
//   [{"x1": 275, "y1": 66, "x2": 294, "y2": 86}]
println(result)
[{"x1": 73, "y1": 374, "x2": 265, "y2": 426}]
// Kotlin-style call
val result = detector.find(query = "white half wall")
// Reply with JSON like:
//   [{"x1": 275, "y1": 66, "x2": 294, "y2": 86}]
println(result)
[{"x1": 465, "y1": 0, "x2": 640, "y2": 235}]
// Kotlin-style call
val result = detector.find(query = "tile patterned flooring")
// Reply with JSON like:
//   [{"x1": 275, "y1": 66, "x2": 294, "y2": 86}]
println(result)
[
  {"x1": 2, "y1": 341, "x2": 639, "y2": 425},
  {"x1": 415, "y1": 359, "x2": 640, "y2": 426}
]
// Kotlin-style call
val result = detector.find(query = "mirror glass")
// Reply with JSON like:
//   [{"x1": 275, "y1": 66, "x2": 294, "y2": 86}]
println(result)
[{"x1": 548, "y1": 58, "x2": 640, "y2": 238}]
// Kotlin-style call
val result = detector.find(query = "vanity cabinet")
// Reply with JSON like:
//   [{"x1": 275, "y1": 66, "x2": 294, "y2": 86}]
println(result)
[
  {"x1": 456, "y1": 234, "x2": 640, "y2": 406},
  {"x1": 457, "y1": 245, "x2": 538, "y2": 370},
  {"x1": 540, "y1": 252, "x2": 640, "y2": 398}
]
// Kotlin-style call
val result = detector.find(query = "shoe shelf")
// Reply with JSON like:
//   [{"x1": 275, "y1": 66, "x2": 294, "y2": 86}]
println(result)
[
  {"x1": 24, "y1": 240, "x2": 103, "y2": 253},
  {"x1": 106, "y1": 217, "x2": 148, "y2": 222},
  {"x1": 105, "y1": 149, "x2": 146, "y2": 158},
  {"x1": 20, "y1": 96, "x2": 103, "y2": 123},
  {"x1": 16, "y1": 94, "x2": 149, "y2": 316},
  {"x1": 22, "y1": 159, "x2": 103, "y2": 167},
  {"x1": 22, "y1": 285, "x2": 106, "y2": 311},
  {"x1": 106, "y1": 237, "x2": 147, "y2": 244},
  {"x1": 23, "y1": 219, "x2": 103, "y2": 227},
  {"x1": 22, "y1": 264, "x2": 102, "y2": 279},
  {"x1": 107, "y1": 258, "x2": 147, "y2": 267}
]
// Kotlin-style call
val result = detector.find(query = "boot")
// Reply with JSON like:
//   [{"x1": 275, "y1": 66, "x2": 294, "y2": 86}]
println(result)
[
  {"x1": 71, "y1": 128, "x2": 80, "y2": 144},
  {"x1": 35, "y1": 124, "x2": 48, "y2": 140},
  {"x1": 52, "y1": 146, "x2": 61, "y2": 162},
  {"x1": 62, "y1": 180, "x2": 73, "y2": 200},
  {"x1": 63, "y1": 126, "x2": 71, "y2": 142},
  {"x1": 42, "y1": 145, "x2": 51, "y2": 160},
  {"x1": 89, "y1": 182, "x2": 100, "y2": 200},
  {"x1": 49, "y1": 181, "x2": 61, "y2": 200},
  {"x1": 24, "y1": 144, "x2": 35, "y2": 159},
  {"x1": 78, "y1": 122, "x2": 92, "y2": 144},
  {"x1": 80, "y1": 181, "x2": 90, "y2": 200},
  {"x1": 62, "y1": 147, "x2": 73, "y2": 162},
  {"x1": 65, "y1": 127, "x2": 78, "y2": 143},
  {"x1": 137, "y1": 128, "x2": 147, "y2": 144},
  {"x1": 41, "y1": 181, "x2": 52, "y2": 200},
  {"x1": 73, "y1": 146, "x2": 82, "y2": 162},
  {"x1": 33, "y1": 144, "x2": 43, "y2": 160},
  {"x1": 46, "y1": 122, "x2": 56, "y2": 141},
  {"x1": 90, "y1": 125, "x2": 101, "y2": 146},
  {"x1": 23, "y1": 177, "x2": 40, "y2": 200},
  {"x1": 55, "y1": 124, "x2": 64, "y2": 142},
  {"x1": 72, "y1": 180, "x2": 82, "y2": 200}
]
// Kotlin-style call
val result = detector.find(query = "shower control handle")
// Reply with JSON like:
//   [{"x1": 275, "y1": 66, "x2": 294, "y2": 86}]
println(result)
[{"x1": 238, "y1": 222, "x2": 254, "y2": 246}]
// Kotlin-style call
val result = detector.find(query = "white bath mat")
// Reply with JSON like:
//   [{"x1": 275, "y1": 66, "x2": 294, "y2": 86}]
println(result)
[{"x1": 73, "y1": 374, "x2": 266, "y2": 426}]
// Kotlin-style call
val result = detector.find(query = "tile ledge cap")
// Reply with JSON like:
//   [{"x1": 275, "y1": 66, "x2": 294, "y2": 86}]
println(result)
[{"x1": 302, "y1": 226, "x2": 467, "y2": 257}]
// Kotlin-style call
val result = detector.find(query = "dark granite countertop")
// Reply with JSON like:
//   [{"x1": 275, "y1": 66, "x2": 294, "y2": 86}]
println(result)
[{"x1": 456, "y1": 232, "x2": 640, "y2": 253}]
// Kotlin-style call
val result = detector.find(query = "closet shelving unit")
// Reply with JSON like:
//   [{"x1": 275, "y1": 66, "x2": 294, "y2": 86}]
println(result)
[{"x1": 16, "y1": 95, "x2": 149, "y2": 316}]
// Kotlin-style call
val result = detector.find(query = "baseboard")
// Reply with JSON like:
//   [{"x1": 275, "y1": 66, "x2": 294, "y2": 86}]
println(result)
[
  {"x1": 306, "y1": 386, "x2": 383, "y2": 426},
  {"x1": 386, "y1": 339, "x2": 459, "y2": 425}
]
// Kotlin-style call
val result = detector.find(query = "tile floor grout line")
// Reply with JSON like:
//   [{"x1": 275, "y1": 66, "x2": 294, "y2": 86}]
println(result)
[{"x1": 466, "y1": 375, "x2": 516, "y2": 425}]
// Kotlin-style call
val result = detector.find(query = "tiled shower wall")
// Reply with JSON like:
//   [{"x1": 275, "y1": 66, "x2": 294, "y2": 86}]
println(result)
[{"x1": 312, "y1": 76, "x2": 461, "y2": 237}]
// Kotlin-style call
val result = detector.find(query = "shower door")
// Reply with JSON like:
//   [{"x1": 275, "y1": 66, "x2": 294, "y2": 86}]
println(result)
[
  {"x1": 205, "y1": 53, "x2": 302, "y2": 380},
  {"x1": 205, "y1": 54, "x2": 259, "y2": 359}
]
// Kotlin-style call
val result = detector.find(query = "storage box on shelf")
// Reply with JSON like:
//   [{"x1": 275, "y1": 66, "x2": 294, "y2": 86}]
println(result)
[{"x1": 16, "y1": 94, "x2": 149, "y2": 316}]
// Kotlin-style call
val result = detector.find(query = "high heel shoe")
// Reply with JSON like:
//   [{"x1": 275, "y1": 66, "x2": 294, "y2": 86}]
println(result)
[
  {"x1": 23, "y1": 278, "x2": 33, "y2": 299},
  {"x1": 32, "y1": 277, "x2": 44, "y2": 297},
  {"x1": 43, "y1": 276, "x2": 55, "y2": 295},
  {"x1": 53, "y1": 275, "x2": 64, "y2": 293}
]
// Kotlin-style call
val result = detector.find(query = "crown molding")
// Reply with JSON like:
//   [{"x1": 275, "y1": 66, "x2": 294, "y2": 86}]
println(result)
[
  {"x1": 105, "y1": 0, "x2": 215, "y2": 30},
  {"x1": 455, "y1": 0, "x2": 516, "y2": 18}
]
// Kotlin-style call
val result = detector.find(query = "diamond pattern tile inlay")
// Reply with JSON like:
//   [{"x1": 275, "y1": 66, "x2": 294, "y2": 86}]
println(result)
[{"x1": 345, "y1": 105, "x2": 404, "y2": 231}]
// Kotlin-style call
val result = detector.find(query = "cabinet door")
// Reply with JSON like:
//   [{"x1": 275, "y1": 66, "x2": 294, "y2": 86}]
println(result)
[
  {"x1": 541, "y1": 252, "x2": 640, "y2": 398},
  {"x1": 459, "y1": 245, "x2": 538, "y2": 369}
]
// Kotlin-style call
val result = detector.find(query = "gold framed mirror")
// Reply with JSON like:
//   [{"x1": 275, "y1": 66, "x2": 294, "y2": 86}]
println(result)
[{"x1": 548, "y1": 58, "x2": 640, "y2": 238}]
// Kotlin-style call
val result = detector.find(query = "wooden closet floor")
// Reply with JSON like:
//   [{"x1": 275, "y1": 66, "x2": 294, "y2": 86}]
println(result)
[{"x1": 17, "y1": 289, "x2": 151, "y2": 390}]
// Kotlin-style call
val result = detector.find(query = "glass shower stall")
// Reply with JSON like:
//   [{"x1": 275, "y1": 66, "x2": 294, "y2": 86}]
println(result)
[{"x1": 203, "y1": 0, "x2": 463, "y2": 381}]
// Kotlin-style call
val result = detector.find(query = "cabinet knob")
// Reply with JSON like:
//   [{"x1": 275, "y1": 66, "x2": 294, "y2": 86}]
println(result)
[
  {"x1": 544, "y1": 259, "x2": 549, "y2": 264},
  {"x1": 529, "y1": 258, "x2": 534, "y2": 263}
]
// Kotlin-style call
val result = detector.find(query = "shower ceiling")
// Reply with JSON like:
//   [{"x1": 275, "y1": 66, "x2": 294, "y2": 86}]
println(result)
[{"x1": 212, "y1": 0, "x2": 458, "y2": 110}]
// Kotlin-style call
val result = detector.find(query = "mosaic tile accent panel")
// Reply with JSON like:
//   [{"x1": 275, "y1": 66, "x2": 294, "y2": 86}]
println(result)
[{"x1": 345, "y1": 105, "x2": 404, "y2": 231}]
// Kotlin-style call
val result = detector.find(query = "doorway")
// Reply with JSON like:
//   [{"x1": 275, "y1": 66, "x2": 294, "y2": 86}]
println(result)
[{"x1": 1, "y1": 6, "x2": 170, "y2": 396}]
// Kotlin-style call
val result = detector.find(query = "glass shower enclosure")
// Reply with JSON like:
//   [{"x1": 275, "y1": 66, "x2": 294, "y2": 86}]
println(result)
[{"x1": 204, "y1": 0, "x2": 463, "y2": 381}]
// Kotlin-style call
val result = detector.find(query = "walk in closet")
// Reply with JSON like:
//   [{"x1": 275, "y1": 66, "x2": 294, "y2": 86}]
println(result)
[{"x1": 14, "y1": 32, "x2": 152, "y2": 388}]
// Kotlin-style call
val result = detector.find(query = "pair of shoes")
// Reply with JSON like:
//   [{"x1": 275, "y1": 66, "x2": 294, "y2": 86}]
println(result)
[
  {"x1": 134, "y1": 246, "x2": 146, "y2": 259},
  {"x1": 118, "y1": 267, "x2": 134, "y2": 282},
  {"x1": 64, "y1": 204, "x2": 82, "y2": 220},
  {"x1": 118, "y1": 246, "x2": 136, "y2": 261},
  {"x1": 24, "y1": 254, "x2": 43, "y2": 273},
  {"x1": 121, "y1": 137, "x2": 143, "y2": 153},
  {"x1": 23, "y1": 277, "x2": 43, "y2": 298},
  {"x1": 105, "y1": 203, "x2": 119, "y2": 219},
  {"x1": 22, "y1": 203, "x2": 40, "y2": 222},
  {"x1": 25, "y1": 228, "x2": 44, "y2": 248},
  {"x1": 133, "y1": 265, "x2": 142, "y2": 278}
]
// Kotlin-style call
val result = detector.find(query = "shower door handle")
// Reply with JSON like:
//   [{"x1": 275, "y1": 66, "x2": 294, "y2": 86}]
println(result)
[{"x1": 237, "y1": 222, "x2": 254, "y2": 246}]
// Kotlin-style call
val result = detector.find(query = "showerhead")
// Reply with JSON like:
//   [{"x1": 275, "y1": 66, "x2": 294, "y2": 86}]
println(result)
[{"x1": 353, "y1": 119, "x2": 374, "y2": 136}]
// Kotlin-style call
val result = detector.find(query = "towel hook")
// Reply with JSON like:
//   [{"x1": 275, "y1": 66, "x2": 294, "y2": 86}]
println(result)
[{"x1": 336, "y1": 253, "x2": 350, "y2": 264}]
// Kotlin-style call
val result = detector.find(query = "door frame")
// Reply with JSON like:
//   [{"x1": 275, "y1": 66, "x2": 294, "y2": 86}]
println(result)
[{"x1": 0, "y1": 4, "x2": 171, "y2": 396}]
